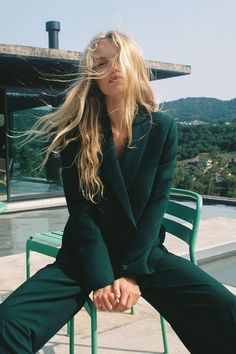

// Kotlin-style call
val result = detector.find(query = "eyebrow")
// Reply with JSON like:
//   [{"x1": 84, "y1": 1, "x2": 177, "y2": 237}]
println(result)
[{"x1": 94, "y1": 56, "x2": 107, "y2": 61}]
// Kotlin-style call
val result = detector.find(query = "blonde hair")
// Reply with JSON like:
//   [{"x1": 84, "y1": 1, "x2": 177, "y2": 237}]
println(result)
[{"x1": 27, "y1": 31, "x2": 157, "y2": 202}]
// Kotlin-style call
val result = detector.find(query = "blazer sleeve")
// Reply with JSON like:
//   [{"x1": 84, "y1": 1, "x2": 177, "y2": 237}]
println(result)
[
  {"x1": 61, "y1": 142, "x2": 115, "y2": 291},
  {"x1": 120, "y1": 117, "x2": 177, "y2": 278}
]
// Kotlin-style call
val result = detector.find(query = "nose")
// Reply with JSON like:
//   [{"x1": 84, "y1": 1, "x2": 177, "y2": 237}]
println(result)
[
  {"x1": 111, "y1": 64, "x2": 120, "y2": 76},
  {"x1": 111, "y1": 57, "x2": 120, "y2": 72}
]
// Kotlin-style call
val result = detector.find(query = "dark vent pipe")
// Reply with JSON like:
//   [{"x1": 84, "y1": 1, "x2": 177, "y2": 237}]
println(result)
[{"x1": 46, "y1": 21, "x2": 61, "y2": 49}]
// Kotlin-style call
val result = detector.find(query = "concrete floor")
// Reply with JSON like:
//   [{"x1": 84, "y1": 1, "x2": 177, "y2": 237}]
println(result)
[
  {"x1": 0, "y1": 203, "x2": 236, "y2": 353},
  {"x1": 0, "y1": 253, "x2": 192, "y2": 354}
]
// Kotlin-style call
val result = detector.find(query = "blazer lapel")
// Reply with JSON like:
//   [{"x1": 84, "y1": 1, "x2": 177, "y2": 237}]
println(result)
[
  {"x1": 101, "y1": 114, "x2": 136, "y2": 227},
  {"x1": 121, "y1": 111, "x2": 152, "y2": 189},
  {"x1": 100, "y1": 108, "x2": 152, "y2": 228}
]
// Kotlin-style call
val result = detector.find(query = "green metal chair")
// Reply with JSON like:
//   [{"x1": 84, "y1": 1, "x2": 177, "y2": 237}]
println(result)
[
  {"x1": 160, "y1": 187, "x2": 203, "y2": 353},
  {"x1": 26, "y1": 187, "x2": 202, "y2": 354},
  {"x1": 26, "y1": 231, "x2": 97, "y2": 354}
]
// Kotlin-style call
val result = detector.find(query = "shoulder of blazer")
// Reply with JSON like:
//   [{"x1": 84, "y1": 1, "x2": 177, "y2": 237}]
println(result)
[
  {"x1": 151, "y1": 110, "x2": 174, "y2": 128},
  {"x1": 145, "y1": 111, "x2": 175, "y2": 142},
  {"x1": 133, "y1": 108, "x2": 174, "y2": 133}
]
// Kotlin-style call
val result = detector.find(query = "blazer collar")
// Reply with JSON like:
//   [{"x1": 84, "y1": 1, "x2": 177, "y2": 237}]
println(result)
[{"x1": 100, "y1": 107, "x2": 152, "y2": 227}]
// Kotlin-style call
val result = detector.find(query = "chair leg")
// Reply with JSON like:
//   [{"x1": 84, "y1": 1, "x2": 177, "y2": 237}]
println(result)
[
  {"x1": 88, "y1": 302, "x2": 97, "y2": 354},
  {"x1": 90, "y1": 306, "x2": 97, "y2": 354},
  {"x1": 160, "y1": 315, "x2": 169, "y2": 353},
  {"x1": 84, "y1": 299, "x2": 97, "y2": 354},
  {"x1": 67, "y1": 321, "x2": 70, "y2": 336},
  {"x1": 69, "y1": 318, "x2": 74, "y2": 354}
]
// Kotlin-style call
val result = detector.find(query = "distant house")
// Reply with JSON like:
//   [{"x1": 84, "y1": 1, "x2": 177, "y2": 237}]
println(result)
[
  {"x1": 187, "y1": 159, "x2": 212, "y2": 171},
  {"x1": 179, "y1": 120, "x2": 206, "y2": 125}
]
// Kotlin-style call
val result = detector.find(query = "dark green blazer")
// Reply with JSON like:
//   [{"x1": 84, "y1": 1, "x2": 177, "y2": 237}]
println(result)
[{"x1": 57, "y1": 108, "x2": 177, "y2": 292}]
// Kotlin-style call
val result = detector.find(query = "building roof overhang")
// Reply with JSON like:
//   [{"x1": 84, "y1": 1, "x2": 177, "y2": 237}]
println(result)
[{"x1": 0, "y1": 44, "x2": 191, "y2": 90}]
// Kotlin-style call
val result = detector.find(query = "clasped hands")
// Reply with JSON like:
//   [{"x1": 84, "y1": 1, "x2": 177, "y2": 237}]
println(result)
[{"x1": 93, "y1": 277, "x2": 141, "y2": 312}]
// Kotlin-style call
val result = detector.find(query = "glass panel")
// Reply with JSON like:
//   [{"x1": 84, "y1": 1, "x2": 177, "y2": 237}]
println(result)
[
  {"x1": 0, "y1": 112, "x2": 7, "y2": 201},
  {"x1": 6, "y1": 91, "x2": 63, "y2": 200}
]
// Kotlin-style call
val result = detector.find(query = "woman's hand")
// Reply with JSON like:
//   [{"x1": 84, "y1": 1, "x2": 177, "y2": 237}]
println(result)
[
  {"x1": 93, "y1": 284, "x2": 117, "y2": 311},
  {"x1": 112, "y1": 277, "x2": 141, "y2": 312},
  {"x1": 93, "y1": 277, "x2": 141, "y2": 312}
]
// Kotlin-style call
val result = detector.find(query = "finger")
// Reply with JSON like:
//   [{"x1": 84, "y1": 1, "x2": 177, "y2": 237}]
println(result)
[
  {"x1": 112, "y1": 295, "x2": 121, "y2": 310},
  {"x1": 102, "y1": 295, "x2": 114, "y2": 311},
  {"x1": 93, "y1": 293, "x2": 100, "y2": 311},
  {"x1": 93, "y1": 290, "x2": 103, "y2": 303},
  {"x1": 114, "y1": 302, "x2": 129, "y2": 312},
  {"x1": 108, "y1": 292, "x2": 118, "y2": 308},
  {"x1": 113, "y1": 280, "x2": 121, "y2": 299},
  {"x1": 98, "y1": 292, "x2": 116, "y2": 311},
  {"x1": 94, "y1": 298, "x2": 102, "y2": 311},
  {"x1": 98, "y1": 299, "x2": 107, "y2": 312},
  {"x1": 132, "y1": 291, "x2": 141, "y2": 305},
  {"x1": 112, "y1": 294, "x2": 123, "y2": 311},
  {"x1": 113, "y1": 302, "x2": 124, "y2": 312},
  {"x1": 93, "y1": 293, "x2": 107, "y2": 311},
  {"x1": 118, "y1": 292, "x2": 129, "y2": 311},
  {"x1": 126, "y1": 294, "x2": 133, "y2": 309}
]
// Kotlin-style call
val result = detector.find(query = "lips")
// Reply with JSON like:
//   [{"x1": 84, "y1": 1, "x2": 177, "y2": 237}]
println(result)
[{"x1": 108, "y1": 75, "x2": 122, "y2": 83}]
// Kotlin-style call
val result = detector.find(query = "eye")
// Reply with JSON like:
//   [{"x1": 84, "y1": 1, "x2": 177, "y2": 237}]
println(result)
[{"x1": 94, "y1": 61, "x2": 109, "y2": 71}]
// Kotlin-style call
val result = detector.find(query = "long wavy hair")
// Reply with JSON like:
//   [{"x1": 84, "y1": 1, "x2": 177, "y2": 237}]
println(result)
[{"x1": 26, "y1": 31, "x2": 157, "y2": 202}]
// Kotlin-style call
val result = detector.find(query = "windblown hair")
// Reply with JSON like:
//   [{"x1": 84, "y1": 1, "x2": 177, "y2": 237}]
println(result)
[{"x1": 27, "y1": 31, "x2": 157, "y2": 202}]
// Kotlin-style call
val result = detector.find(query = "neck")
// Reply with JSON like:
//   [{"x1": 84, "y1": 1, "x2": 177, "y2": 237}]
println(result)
[{"x1": 105, "y1": 96, "x2": 125, "y2": 129}]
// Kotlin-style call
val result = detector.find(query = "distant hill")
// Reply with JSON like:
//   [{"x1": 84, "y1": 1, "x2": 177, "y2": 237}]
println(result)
[{"x1": 163, "y1": 97, "x2": 236, "y2": 123}]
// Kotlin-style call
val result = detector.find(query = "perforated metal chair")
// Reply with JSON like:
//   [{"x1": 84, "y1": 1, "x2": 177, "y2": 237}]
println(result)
[
  {"x1": 26, "y1": 231, "x2": 97, "y2": 354},
  {"x1": 26, "y1": 187, "x2": 202, "y2": 354},
  {"x1": 160, "y1": 187, "x2": 203, "y2": 353}
]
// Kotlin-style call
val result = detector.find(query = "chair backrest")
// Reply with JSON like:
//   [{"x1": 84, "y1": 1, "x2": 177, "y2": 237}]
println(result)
[{"x1": 162, "y1": 187, "x2": 203, "y2": 265}]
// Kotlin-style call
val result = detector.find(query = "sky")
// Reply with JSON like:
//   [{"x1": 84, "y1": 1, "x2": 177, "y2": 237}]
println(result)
[{"x1": 0, "y1": 0, "x2": 235, "y2": 103}]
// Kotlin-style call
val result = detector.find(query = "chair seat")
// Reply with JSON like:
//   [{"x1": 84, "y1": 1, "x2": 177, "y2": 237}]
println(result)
[{"x1": 27, "y1": 231, "x2": 63, "y2": 258}]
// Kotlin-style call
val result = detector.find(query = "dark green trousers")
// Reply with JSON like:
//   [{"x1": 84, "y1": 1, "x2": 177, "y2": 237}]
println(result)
[{"x1": 0, "y1": 250, "x2": 235, "y2": 354}]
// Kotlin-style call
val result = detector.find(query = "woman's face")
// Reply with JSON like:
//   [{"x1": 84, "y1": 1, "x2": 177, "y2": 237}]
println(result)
[{"x1": 93, "y1": 39, "x2": 124, "y2": 99}]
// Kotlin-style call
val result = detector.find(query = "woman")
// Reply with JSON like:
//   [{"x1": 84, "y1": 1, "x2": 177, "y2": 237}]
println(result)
[{"x1": 0, "y1": 31, "x2": 235, "y2": 354}]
